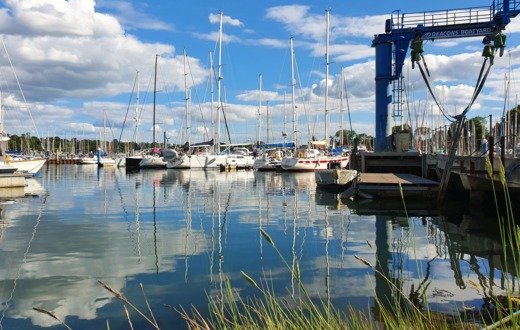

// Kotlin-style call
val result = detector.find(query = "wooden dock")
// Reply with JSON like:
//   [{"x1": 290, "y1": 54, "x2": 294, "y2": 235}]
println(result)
[
  {"x1": 0, "y1": 173, "x2": 26, "y2": 188},
  {"x1": 345, "y1": 173, "x2": 439, "y2": 199}
]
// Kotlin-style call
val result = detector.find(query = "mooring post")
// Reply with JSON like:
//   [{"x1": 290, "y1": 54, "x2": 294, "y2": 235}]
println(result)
[
  {"x1": 500, "y1": 135, "x2": 506, "y2": 167},
  {"x1": 488, "y1": 135, "x2": 494, "y2": 174}
]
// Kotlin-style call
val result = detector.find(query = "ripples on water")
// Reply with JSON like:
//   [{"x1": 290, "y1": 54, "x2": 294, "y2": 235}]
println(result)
[{"x1": 0, "y1": 165, "x2": 516, "y2": 328}]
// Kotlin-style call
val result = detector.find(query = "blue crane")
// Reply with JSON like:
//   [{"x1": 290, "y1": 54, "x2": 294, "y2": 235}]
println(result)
[{"x1": 372, "y1": 0, "x2": 520, "y2": 151}]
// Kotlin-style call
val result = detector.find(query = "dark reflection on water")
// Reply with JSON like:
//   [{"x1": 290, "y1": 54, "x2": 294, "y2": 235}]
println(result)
[{"x1": 0, "y1": 165, "x2": 516, "y2": 329}]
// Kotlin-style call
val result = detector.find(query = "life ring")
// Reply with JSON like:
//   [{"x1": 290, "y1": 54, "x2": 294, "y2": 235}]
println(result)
[
  {"x1": 5, "y1": 154, "x2": 11, "y2": 164},
  {"x1": 298, "y1": 151, "x2": 304, "y2": 158}
]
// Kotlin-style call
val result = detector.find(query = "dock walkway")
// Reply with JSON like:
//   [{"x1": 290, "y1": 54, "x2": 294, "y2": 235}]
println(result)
[{"x1": 353, "y1": 173, "x2": 439, "y2": 199}]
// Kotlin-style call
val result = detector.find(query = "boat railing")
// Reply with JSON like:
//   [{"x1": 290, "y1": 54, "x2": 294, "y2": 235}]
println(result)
[{"x1": 389, "y1": 1, "x2": 520, "y2": 30}]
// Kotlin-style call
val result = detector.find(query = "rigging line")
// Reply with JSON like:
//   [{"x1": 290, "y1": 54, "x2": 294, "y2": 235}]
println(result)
[
  {"x1": 0, "y1": 195, "x2": 47, "y2": 330},
  {"x1": 133, "y1": 72, "x2": 153, "y2": 145},
  {"x1": 117, "y1": 73, "x2": 138, "y2": 145},
  {"x1": 417, "y1": 61, "x2": 455, "y2": 123},
  {"x1": 1, "y1": 38, "x2": 40, "y2": 140},
  {"x1": 186, "y1": 55, "x2": 210, "y2": 140},
  {"x1": 294, "y1": 55, "x2": 312, "y2": 141},
  {"x1": 343, "y1": 73, "x2": 353, "y2": 134},
  {"x1": 221, "y1": 88, "x2": 232, "y2": 145}
]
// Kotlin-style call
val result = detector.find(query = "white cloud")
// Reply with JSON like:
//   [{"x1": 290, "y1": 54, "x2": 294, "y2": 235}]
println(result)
[
  {"x1": 236, "y1": 90, "x2": 282, "y2": 102},
  {"x1": 97, "y1": 0, "x2": 174, "y2": 31},
  {"x1": 0, "y1": 0, "x2": 208, "y2": 133},
  {"x1": 248, "y1": 38, "x2": 287, "y2": 48},
  {"x1": 2, "y1": 0, "x2": 121, "y2": 37},
  {"x1": 209, "y1": 13, "x2": 244, "y2": 27},
  {"x1": 192, "y1": 31, "x2": 242, "y2": 44}
]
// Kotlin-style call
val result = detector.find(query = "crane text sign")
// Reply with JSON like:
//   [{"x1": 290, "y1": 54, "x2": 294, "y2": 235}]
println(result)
[{"x1": 422, "y1": 27, "x2": 493, "y2": 39}]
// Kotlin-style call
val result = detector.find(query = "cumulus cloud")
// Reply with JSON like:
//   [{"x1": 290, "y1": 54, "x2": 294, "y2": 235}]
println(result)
[
  {"x1": 236, "y1": 89, "x2": 282, "y2": 102},
  {"x1": 0, "y1": 0, "x2": 210, "y2": 138},
  {"x1": 0, "y1": 0, "x2": 207, "y2": 103},
  {"x1": 209, "y1": 13, "x2": 244, "y2": 27},
  {"x1": 192, "y1": 31, "x2": 242, "y2": 44},
  {"x1": 97, "y1": 0, "x2": 174, "y2": 31}
]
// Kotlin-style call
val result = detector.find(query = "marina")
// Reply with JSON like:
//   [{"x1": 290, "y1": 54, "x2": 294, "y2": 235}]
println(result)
[{"x1": 0, "y1": 0, "x2": 519, "y2": 329}]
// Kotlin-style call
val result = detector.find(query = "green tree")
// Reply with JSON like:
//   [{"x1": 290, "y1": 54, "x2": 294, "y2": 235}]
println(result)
[{"x1": 334, "y1": 129, "x2": 356, "y2": 146}]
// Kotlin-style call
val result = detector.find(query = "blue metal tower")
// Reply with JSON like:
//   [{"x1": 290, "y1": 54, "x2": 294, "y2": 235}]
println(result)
[{"x1": 372, "y1": 0, "x2": 520, "y2": 151}]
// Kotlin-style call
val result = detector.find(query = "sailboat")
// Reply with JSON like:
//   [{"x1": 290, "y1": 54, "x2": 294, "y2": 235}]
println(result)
[
  {"x1": 167, "y1": 49, "x2": 212, "y2": 169},
  {"x1": 0, "y1": 93, "x2": 46, "y2": 175},
  {"x1": 96, "y1": 111, "x2": 116, "y2": 167},
  {"x1": 253, "y1": 79, "x2": 295, "y2": 171},
  {"x1": 167, "y1": 12, "x2": 253, "y2": 170},
  {"x1": 140, "y1": 54, "x2": 168, "y2": 168},
  {"x1": 122, "y1": 71, "x2": 145, "y2": 168},
  {"x1": 281, "y1": 10, "x2": 349, "y2": 172}
]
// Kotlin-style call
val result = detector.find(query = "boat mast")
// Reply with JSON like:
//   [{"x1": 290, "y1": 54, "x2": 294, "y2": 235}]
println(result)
[
  {"x1": 290, "y1": 37, "x2": 297, "y2": 149},
  {"x1": 183, "y1": 49, "x2": 191, "y2": 146},
  {"x1": 266, "y1": 101, "x2": 270, "y2": 145},
  {"x1": 210, "y1": 51, "x2": 214, "y2": 146},
  {"x1": 216, "y1": 12, "x2": 223, "y2": 153},
  {"x1": 135, "y1": 70, "x2": 140, "y2": 147},
  {"x1": 152, "y1": 54, "x2": 159, "y2": 148},
  {"x1": 0, "y1": 92, "x2": 3, "y2": 134},
  {"x1": 324, "y1": 9, "x2": 330, "y2": 142},
  {"x1": 283, "y1": 91, "x2": 287, "y2": 147},
  {"x1": 257, "y1": 73, "x2": 262, "y2": 146},
  {"x1": 339, "y1": 68, "x2": 344, "y2": 146}
]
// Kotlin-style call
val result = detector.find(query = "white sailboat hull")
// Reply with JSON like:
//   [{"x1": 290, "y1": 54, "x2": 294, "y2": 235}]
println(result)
[
  {"x1": 281, "y1": 155, "x2": 349, "y2": 172},
  {"x1": 1, "y1": 158, "x2": 46, "y2": 175},
  {"x1": 167, "y1": 153, "x2": 254, "y2": 169}
]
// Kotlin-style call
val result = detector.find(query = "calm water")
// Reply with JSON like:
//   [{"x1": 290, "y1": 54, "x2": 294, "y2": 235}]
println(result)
[{"x1": 0, "y1": 165, "x2": 516, "y2": 329}]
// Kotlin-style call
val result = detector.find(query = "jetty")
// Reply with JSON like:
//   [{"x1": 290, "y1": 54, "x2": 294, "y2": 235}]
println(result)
[{"x1": 0, "y1": 172, "x2": 26, "y2": 188}]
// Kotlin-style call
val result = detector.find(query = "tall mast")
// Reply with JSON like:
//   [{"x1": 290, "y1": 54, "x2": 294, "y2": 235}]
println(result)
[
  {"x1": 210, "y1": 51, "x2": 214, "y2": 145},
  {"x1": 135, "y1": 70, "x2": 140, "y2": 145},
  {"x1": 257, "y1": 73, "x2": 262, "y2": 146},
  {"x1": 266, "y1": 100, "x2": 270, "y2": 145},
  {"x1": 216, "y1": 12, "x2": 223, "y2": 153},
  {"x1": 152, "y1": 54, "x2": 159, "y2": 147},
  {"x1": 0, "y1": 92, "x2": 3, "y2": 134},
  {"x1": 324, "y1": 9, "x2": 330, "y2": 142},
  {"x1": 339, "y1": 68, "x2": 344, "y2": 146},
  {"x1": 183, "y1": 49, "x2": 191, "y2": 145},
  {"x1": 290, "y1": 37, "x2": 297, "y2": 149},
  {"x1": 283, "y1": 91, "x2": 287, "y2": 147}
]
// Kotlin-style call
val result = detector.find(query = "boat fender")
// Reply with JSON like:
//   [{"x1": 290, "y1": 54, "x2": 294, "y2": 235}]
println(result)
[{"x1": 5, "y1": 154, "x2": 11, "y2": 164}]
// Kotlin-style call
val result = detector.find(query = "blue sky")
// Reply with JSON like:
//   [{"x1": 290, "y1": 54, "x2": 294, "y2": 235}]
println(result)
[{"x1": 0, "y1": 0, "x2": 519, "y2": 146}]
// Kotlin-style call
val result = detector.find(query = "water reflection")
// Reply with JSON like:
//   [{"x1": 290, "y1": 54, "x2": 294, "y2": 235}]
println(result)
[{"x1": 0, "y1": 166, "x2": 516, "y2": 329}]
